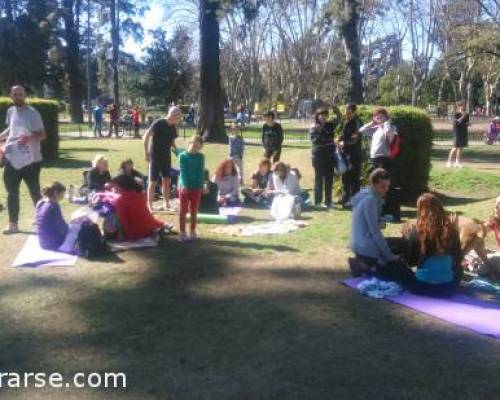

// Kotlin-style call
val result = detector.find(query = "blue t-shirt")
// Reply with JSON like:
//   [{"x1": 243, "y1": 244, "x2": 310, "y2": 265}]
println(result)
[
  {"x1": 416, "y1": 255, "x2": 454, "y2": 284},
  {"x1": 93, "y1": 107, "x2": 103, "y2": 122}
]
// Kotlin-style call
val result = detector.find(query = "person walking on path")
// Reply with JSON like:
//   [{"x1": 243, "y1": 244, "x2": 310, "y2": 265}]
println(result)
[
  {"x1": 339, "y1": 103, "x2": 362, "y2": 208},
  {"x1": 0, "y1": 85, "x2": 46, "y2": 234},
  {"x1": 132, "y1": 106, "x2": 141, "y2": 138},
  {"x1": 447, "y1": 101, "x2": 470, "y2": 168},
  {"x1": 93, "y1": 104, "x2": 103, "y2": 137},
  {"x1": 108, "y1": 102, "x2": 120, "y2": 137},
  {"x1": 143, "y1": 106, "x2": 181, "y2": 211},
  {"x1": 309, "y1": 107, "x2": 341, "y2": 209}
]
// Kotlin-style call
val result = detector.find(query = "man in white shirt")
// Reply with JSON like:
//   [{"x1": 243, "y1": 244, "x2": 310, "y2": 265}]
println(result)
[{"x1": 0, "y1": 85, "x2": 46, "y2": 234}]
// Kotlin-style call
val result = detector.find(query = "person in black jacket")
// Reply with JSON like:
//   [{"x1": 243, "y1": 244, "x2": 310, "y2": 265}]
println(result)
[
  {"x1": 339, "y1": 104, "x2": 362, "y2": 208},
  {"x1": 309, "y1": 107, "x2": 341, "y2": 208},
  {"x1": 87, "y1": 154, "x2": 111, "y2": 192},
  {"x1": 262, "y1": 110, "x2": 284, "y2": 163}
]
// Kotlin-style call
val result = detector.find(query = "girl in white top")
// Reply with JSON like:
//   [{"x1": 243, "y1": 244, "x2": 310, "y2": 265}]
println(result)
[{"x1": 359, "y1": 107, "x2": 397, "y2": 163}]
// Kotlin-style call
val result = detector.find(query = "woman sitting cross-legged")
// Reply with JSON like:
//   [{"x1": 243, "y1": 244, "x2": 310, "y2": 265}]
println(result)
[
  {"x1": 87, "y1": 154, "x2": 112, "y2": 192},
  {"x1": 241, "y1": 158, "x2": 273, "y2": 207},
  {"x1": 213, "y1": 158, "x2": 240, "y2": 206},
  {"x1": 267, "y1": 162, "x2": 309, "y2": 205},
  {"x1": 36, "y1": 182, "x2": 69, "y2": 250},
  {"x1": 379, "y1": 193, "x2": 463, "y2": 297},
  {"x1": 112, "y1": 174, "x2": 169, "y2": 241}
]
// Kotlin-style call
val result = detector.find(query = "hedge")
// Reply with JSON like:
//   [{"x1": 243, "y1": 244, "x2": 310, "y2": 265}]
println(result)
[
  {"x1": 353, "y1": 105, "x2": 433, "y2": 201},
  {"x1": 0, "y1": 97, "x2": 59, "y2": 160}
]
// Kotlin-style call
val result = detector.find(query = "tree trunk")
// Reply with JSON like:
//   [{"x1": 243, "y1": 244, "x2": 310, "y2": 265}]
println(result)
[
  {"x1": 340, "y1": 0, "x2": 363, "y2": 104},
  {"x1": 198, "y1": 0, "x2": 226, "y2": 142},
  {"x1": 4, "y1": 0, "x2": 14, "y2": 21},
  {"x1": 64, "y1": 0, "x2": 84, "y2": 123},
  {"x1": 110, "y1": 0, "x2": 120, "y2": 108}
]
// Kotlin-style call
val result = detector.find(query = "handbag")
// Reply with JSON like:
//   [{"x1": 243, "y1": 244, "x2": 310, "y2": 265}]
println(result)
[{"x1": 334, "y1": 147, "x2": 348, "y2": 175}]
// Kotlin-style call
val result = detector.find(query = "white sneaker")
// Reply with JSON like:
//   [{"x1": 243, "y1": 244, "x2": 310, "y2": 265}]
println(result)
[
  {"x1": 455, "y1": 163, "x2": 463, "y2": 168},
  {"x1": 178, "y1": 233, "x2": 188, "y2": 242},
  {"x1": 188, "y1": 232, "x2": 198, "y2": 242},
  {"x1": 446, "y1": 161, "x2": 452, "y2": 168}
]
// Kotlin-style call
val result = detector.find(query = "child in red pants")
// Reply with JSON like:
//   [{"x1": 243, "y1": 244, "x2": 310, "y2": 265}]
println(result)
[{"x1": 178, "y1": 135, "x2": 205, "y2": 242}]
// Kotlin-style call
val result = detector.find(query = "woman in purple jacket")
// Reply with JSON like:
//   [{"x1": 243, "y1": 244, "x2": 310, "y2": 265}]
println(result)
[{"x1": 35, "y1": 182, "x2": 68, "y2": 250}]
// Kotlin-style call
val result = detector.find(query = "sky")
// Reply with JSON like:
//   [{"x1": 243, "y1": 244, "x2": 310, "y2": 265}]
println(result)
[
  {"x1": 123, "y1": 2, "x2": 166, "y2": 57},
  {"x1": 123, "y1": 1, "x2": 197, "y2": 59}
]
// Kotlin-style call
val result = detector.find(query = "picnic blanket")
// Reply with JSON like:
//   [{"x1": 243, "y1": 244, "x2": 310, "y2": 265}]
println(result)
[
  {"x1": 342, "y1": 277, "x2": 500, "y2": 340},
  {"x1": 212, "y1": 219, "x2": 307, "y2": 237},
  {"x1": 219, "y1": 206, "x2": 242, "y2": 216},
  {"x1": 12, "y1": 235, "x2": 78, "y2": 268},
  {"x1": 108, "y1": 236, "x2": 158, "y2": 252}
]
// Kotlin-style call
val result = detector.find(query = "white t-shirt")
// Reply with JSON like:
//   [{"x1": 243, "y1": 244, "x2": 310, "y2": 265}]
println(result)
[
  {"x1": 270, "y1": 171, "x2": 301, "y2": 196},
  {"x1": 4, "y1": 105, "x2": 44, "y2": 169},
  {"x1": 360, "y1": 121, "x2": 397, "y2": 159}
]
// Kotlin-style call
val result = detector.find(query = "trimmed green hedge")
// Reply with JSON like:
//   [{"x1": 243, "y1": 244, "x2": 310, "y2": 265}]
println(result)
[
  {"x1": 0, "y1": 97, "x2": 59, "y2": 160},
  {"x1": 354, "y1": 105, "x2": 433, "y2": 200}
]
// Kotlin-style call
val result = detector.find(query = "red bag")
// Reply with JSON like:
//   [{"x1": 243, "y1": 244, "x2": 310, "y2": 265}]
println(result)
[{"x1": 389, "y1": 134, "x2": 401, "y2": 159}]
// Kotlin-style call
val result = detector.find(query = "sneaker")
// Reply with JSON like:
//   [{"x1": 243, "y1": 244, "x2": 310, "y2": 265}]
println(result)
[
  {"x1": 455, "y1": 162, "x2": 463, "y2": 168},
  {"x1": 178, "y1": 233, "x2": 188, "y2": 242},
  {"x1": 348, "y1": 257, "x2": 367, "y2": 278},
  {"x1": 188, "y1": 232, "x2": 198, "y2": 241},
  {"x1": 446, "y1": 161, "x2": 452, "y2": 168},
  {"x1": 3, "y1": 223, "x2": 19, "y2": 235}
]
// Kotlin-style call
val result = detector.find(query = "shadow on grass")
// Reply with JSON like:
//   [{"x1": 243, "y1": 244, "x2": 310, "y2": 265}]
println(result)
[
  {"x1": 432, "y1": 147, "x2": 500, "y2": 163},
  {"x1": 1, "y1": 239, "x2": 500, "y2": 399},
  {"x1": 44, "y1": 157, "x2": 90, "y2": 170},
  {"x1": 202, "y1": 238, "x2": 299, "y2": 253},
  {"x1": 433, "y1": 192, "x2": 489, "y2": 207}
]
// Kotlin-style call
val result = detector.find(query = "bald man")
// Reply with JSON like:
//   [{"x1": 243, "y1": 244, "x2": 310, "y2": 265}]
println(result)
[
  {"x1": 0, "y1": 85, "x2": 46, "y2": 234},
  {"x1": 143, "y1": 106, "x2": 181, "y2": 210}
]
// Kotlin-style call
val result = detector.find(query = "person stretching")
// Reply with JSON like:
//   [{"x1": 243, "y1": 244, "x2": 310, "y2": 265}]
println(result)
[
  {"x1": 36, "y1": 182, "x2": 68, "y2": 250},
  {"x1": 144, "y1": 106, "x2": 181, "y2": 211},
  {"x1": 178, "y1": 135, "x2": 205, "y2": 242}
]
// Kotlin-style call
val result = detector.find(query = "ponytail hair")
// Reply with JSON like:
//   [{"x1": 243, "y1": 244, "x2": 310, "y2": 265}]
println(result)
[{"x1": 42, "y1": 181, "x2": 66, "y2": 198}]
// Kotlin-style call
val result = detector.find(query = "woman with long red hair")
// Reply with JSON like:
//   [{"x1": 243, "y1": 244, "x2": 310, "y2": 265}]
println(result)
[
  {"x1": 381, "y1": 193, "x2": 463, "y2": 297},
  {"x1": 212, "y1": 158, "x2": 240, "y2": 206}
]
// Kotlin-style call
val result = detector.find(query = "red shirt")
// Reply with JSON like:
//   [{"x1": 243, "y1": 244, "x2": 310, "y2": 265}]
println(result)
[
  {"x1": 115, "y1": 190, "x2": 163, "y2": 241},
  {"x1": 132, "y1": 109, "x2": 140, "y2": 124}
]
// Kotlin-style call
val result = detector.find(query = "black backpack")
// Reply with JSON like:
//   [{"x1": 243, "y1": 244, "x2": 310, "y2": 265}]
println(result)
[{"x1": 77, "y1": 222, "x2": 108, "y2": 259}]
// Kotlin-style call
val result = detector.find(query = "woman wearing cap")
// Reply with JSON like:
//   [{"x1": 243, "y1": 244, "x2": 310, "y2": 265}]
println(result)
[{"x1": 309, "y1": 107, "x2": 341, "y2": 209}]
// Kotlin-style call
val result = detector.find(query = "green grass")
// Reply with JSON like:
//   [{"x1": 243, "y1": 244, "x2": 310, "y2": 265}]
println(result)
[{"x1": 0, "y1": 139, "x2": 499, "y2": 399}]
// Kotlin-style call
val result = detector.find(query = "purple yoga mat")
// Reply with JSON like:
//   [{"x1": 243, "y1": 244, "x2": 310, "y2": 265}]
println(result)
[
  {"x1": 342, "y1": 278, "x2": 500, "y2": 340},
  {"x1": 219, "y1": 207, "x2": 242, "y2": 216}
]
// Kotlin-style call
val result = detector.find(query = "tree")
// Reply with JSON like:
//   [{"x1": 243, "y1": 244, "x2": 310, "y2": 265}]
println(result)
[
  {"x1": 110, "y1": 0, "x2": 119, "y2": 107},
  {"x1": 62, "y1": 0, "x2": 85, "y2": 123},
  {"x1": 140, "y1": 28, "x2": 193, "y2": 106},
  {"x1": 198, "y1": 0, "x2": 226, "y2": 142},
  {"x1": 339, "y1": 0, "x2": 363, "y2": 103}
]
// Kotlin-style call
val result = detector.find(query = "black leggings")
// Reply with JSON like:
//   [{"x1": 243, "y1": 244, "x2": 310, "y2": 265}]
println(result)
[
  {"x1": 312, "y1": 157, "x2": 334, "y2": 206},
  {"x1": 3, "y1": 161, "x2": 42, "y2": 224},
  {"x1": 341, "y1": 153, "x2": 361, "y2": 203}
]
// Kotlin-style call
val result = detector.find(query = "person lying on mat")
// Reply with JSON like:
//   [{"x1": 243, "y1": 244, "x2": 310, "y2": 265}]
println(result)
[
  {"x1": 349, "y1": 168, "x2": 400, "y2": 276},
  {"x1": 36, "y1": 182, "x2": 68, "y2": 250},
  {"x1": 88, "y1": 154, "x2": 112, "y2": 192},
  {"x1": 112, "y1": 175, "x2": 170, "y2": 241},
  {"x1": 267, "y1": 161, "x2": 308, "y2": 205},
  {"x1": 241, "y1": 158, "x2": 273, "y2": 207},
  {"x1": 387, "y1": 193, "x2": 463, "y2": 297},
  {"x1": 213, "y1": 158, "x2": 240, "y2": 206}
]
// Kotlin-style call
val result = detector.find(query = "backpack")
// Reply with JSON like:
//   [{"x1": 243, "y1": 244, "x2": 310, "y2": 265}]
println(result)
[
  {"x1": 389, "y1": 134, "x2": 402, "y2": 160},
  {"x1": 77, "y1": 222, "x2": 108, "y2": 259}
]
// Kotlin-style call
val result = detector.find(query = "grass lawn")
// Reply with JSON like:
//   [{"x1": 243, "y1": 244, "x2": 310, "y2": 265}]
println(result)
[{"x1": 0, "y1": 138, "x2": 499, "y2": 399}]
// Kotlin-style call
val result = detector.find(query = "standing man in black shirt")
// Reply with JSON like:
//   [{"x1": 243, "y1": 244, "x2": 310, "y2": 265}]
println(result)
[
  {"x1": 339, "y1": 103, "x2": 362, "y2": 208},
  {"x1": 144, "y1": 106, "x2": 181, "y2": 211},
  {"x1": 447, "y1": 100, "x2": 470, "y2": 168},
  {"x1": 261, "y1": 110, "x2": 284, "y2": 163}
]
